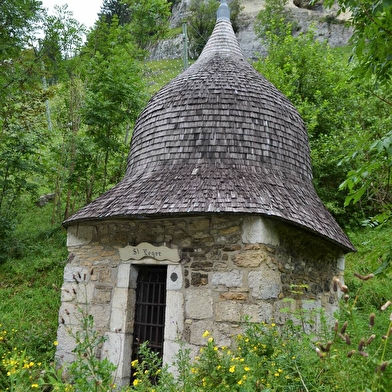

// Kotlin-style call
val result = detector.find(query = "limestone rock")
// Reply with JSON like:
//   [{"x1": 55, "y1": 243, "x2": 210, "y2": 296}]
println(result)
[{"x1": 293, "y1": 0, "x2": 323, "y2": 10}]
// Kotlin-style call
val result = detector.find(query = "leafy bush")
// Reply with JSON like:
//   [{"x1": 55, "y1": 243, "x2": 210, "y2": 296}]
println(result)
[{"x1": 1, "y1": 271, "x2": 391, "y2": 391}]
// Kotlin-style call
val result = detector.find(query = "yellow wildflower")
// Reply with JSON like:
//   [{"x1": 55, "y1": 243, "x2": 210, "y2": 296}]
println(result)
[
  {"x1": 229, "y1": 365, "x2": 235, "y2": 373},
  {"x1": 202, "y1": 330, "x2": 210, "y2": 338},
  {"x1": 53, "y1": 341, "x2": 58, "y2": 346},
  {"x1": 131, "y1": 359, "x2": 138, "y2": 368}
]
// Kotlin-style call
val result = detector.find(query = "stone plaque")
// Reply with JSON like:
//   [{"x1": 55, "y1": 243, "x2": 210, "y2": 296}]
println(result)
[{"x1": 119, "y1": 242, "x2": 180, "y2": 262}]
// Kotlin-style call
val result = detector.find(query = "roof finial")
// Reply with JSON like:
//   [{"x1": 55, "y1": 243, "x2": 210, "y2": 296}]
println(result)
[{"x1": 217, "y1": 0, "x2": 230, "y2": 21}]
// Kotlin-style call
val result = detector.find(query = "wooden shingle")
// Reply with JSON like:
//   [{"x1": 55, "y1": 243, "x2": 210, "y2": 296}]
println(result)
[{"x1": 64, "y1": 8, "x2": 354, "y2": 252}]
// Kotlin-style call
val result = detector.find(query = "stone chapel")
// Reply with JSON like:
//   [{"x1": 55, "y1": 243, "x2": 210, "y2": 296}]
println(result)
[{"x1": 56, "y1": 1, "x2": 354, "y2": 386}]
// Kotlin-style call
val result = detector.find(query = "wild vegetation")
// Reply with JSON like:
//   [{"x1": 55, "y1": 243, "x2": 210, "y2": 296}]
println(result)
[{"x1": 1, "y1": 0, "x2": 392, "y2": 390}]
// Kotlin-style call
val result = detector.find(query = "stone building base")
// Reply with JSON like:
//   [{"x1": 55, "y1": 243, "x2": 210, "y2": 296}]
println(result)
[{"x1": 56, "y1": 214, "x2": 344, "y2": 386}]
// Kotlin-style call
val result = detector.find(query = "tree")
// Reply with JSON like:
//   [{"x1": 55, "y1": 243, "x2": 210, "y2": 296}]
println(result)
[
  {"x1": 254, "y1": 0, "x2": 297, "y2": 40},
  {"x1": 97, "y1": 0, "x2": 171, "y2": 50},
  {"x1": 0, "y1": 0, "x2": 42, "y2": 57},
  {"x1": 0, "y1": 0, "x2": 48, "y2": 260},
  {"x1": 99, "y1": 0, "x2": 132, "y2": 26},
  {"x1": 82, "y1": 44, "x2": 146, "y2": 194},
  {"x1": 39, "y1": 4, "x2": 86, "y2": 83},
  {"x1": 123, "y1": 0, "x2": 171, "y2": 50},
  {"x1": 324, "y1": 0, "x2": 392, "y2": 87},
  {"x1": 323, "y1": 0, "x2": 392, "y2": 223},
  {"x1": 69, "y1": 19, "x2": 147, "y2": 207}
]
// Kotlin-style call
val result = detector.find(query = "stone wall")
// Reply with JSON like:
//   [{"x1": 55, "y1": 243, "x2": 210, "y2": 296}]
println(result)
[
  {"x1": 56, "y1": 214, "x2": 344, "y2": 386},
  {"x1": 150, "y1": 0, "x2": 352, "y2": 60}
]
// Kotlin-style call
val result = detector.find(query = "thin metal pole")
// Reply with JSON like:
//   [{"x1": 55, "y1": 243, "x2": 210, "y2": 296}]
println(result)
[{"x1": 182, "y1": 22, "x2": 189, "y2": 70}]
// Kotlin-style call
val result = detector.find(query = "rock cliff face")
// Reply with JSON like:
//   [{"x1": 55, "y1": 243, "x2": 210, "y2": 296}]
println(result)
[{"x1": 149, "y1": 0, "x2": 352, "y2": 60}]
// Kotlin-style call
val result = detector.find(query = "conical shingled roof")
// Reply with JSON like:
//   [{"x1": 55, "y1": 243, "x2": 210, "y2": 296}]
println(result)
[{"x1": 64, "y1": 2, "x2": 354, "y2": 252}]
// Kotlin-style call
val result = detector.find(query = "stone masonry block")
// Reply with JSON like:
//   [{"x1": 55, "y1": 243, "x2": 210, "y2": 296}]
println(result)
[
  {"x1": 63, "y1": 265, "x2": 89, "y2": 283},
  {"x1": 109, "y1": 287, "x2": 131, "y2": 332},
  {"x1": 189, "y1": 319, "x2": 214, "y2": 345},
  {"x1": 258, "y1": 302, "x2": 274, "y2": 323},
  {"x1": 215, "y1": 301, "x2": 242, "y2": 322},
  {"x1": 211, "y1": 270, "x2": 243, "y2": 287},
  {"x1": 185, "y1": 289, "x2": 213, "y2": 319},
  {"x1": 163, "y1": 341, "x2": 181, "y2": 376},
  {"x1": 117, "y1": 263, "x2": 131, "y2": 288},
  {"x1": 76, "y1": 282, "x2": 94, "y2": 304},
  {"x1": 90, "y1": 304, "x2": 111, "y2": 330},
  {"x1": 93, "y1": 287, "x2": 112, "y2": 304},
  {"x1": 248, "y1": 265, "x2": 282, "y2": 300},
  {"x1": 241, "y1": 304, "x2": 260, "y2": 322},
  {"x1": 102, "y1": 332, "x2": 132, "y2": 387},
  {"x1": 61, "y1": 282, "x2": 77, "y2": 302},
  {"x1": 242, "y1": 216, "x2": 279, "y2": 245},
  {"x1": 337, "y1": 254, "x2": 345, "y2": 271},
  {"x1": 220, "y1": 291, "x2": 247, "y2": 301},
  {"x1": 58, "y1": 303, "x2": 81, "y2": 326},
  {"x1": 165, "y1": 291, "x2": 184, "y2": 340},
  {"x1": 232, "y1": 250, "x2": 267, "y2": 268},
  {"x1": 215, "y1": 323, "x2": 235, "y2": 347},
  {"x1": 67, "y1": 225, "x2": 94, "y2": 246},
  {"x1": 55, "y1": 324, "x2": 78, "y2": 363}
]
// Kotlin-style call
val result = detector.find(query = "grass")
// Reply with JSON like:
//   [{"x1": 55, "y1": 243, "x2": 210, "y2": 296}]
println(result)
[
  {"x1": 344, "y1": 223, "x2": 392, "y2": 311},
  {"x1": 0, "y1": 200, "x2": 67, "y2": 362}
]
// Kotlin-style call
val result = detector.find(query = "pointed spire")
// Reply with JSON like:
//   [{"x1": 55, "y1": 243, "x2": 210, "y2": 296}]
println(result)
[{"x1": 217, "y1": 0, "x2": 230, "y2": 21}]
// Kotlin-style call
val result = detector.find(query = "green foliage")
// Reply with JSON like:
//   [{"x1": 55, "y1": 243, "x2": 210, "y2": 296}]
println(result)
[
  {"x1": 144, "y1": 58, "x2": 192, "y2": 95},
  {"x1": 187, "y1": 0, "x2": 221, "y2": 57},
  {"x1": 343, "y1": 222, "x2": 392, "y2": 310},
  {"x1": 130, "y1": 342, "x2": 174, "y2": 390},
  {"x1": 254, "y1": 0, "x2": 297, "y2": 40},
  {"x1": 338, "y1": 91, "x2": 392, "y2": 222},
  {"x1": 324, "y1": 0, "x2": 392, "y2": 87},
  {"x1": 39, "y1": 4, "x2": 86, "y2": 83},
  {"x1": 80, "y1": 20, "x2": 146, "y2": 195},
  {"x1": 122, "y1": 0, "x2": 171, "y2": 50},
  {"x1": 0, "y1": 64, "x2": 48, "y2": 256},
  {"x1": 96, "y1": 0, "x2": 171, "y2": 50},
  {"x1": 99, "y1": 0, "x2": 133, "y2": 26},
  {"x1": 0, "y1": 203, "x2": 66, "y2": 363},
  {"x1": 0, "y1": 343, "x2": 45, "y2": 391},
  {"x1": 0, "y1": 0, "x2": 42, "y2": 57},
  {"x1": 60, "y1": 313, "x2": 117, "y2": 391},
  {"x1": 320, "y1": 0, "x2": 392, "y2": 223},
  {"x1": 126, "y1": 295, "x2": 392, "y2": 391}
]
